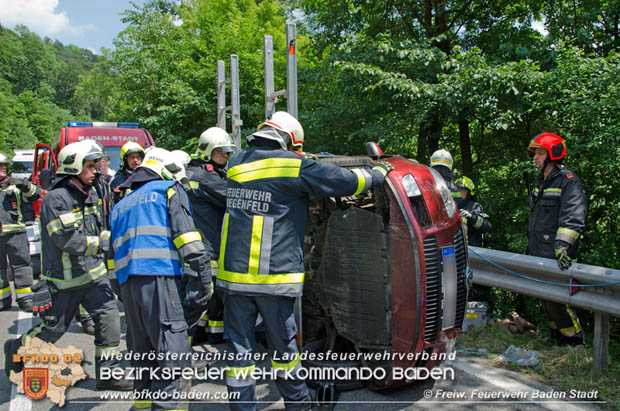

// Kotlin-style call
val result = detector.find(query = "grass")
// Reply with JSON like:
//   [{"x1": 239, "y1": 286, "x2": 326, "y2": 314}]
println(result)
[{"x1": 456, "y1": 321, "x2": 620, "y2": 410}]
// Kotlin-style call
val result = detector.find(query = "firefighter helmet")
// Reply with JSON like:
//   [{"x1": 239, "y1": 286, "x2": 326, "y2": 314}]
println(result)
[
  {"x1": 139, "y1": 147, "x2": 188, "y2": 186},
  {"x1": 171, "y1": 150, "x2": 191, "y2": 167},
  {"x1": 79, "y1": 139, "x2": 105, "y2": 156},
  {"x1": 527, "y1": 132, "x2": 566, "y2": 161},
  {"x1": 0, "y1": 152, "x2": 10, "y2": 165},
  {"x1": 254, "y1": 111, "x2": 304, "y2": 150},
  {"x1": 455, "y1": 176, "x2": 475, "y2": 196},
  {"x1": 430, "y1": 149, "x2": 453, "y2": 170},
  {"x1": 120, "y1": 142, "x2": 145, "y2": 165},
  {"x1": 196, "y1": 127, "x2": 235, "y2": 159},
  {"x1": 57, "y1": 142, "x2": 104, "y2": 175}
]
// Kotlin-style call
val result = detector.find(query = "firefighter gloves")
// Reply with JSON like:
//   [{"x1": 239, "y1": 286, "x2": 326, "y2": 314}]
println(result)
[
  {"x1": 31, "y1": 281, "x2": 52, "y2": 318},
  {"x1": 9, "y1": 177, "x2": 30, "y2": 192},
  {"x1": 185, "y1": 276, "x2": 213, "y2": 308},
  {"x1": 554, "y1": 240, "x2": 572, "y2": 270},
  {"x1": 372, "y1": 161, "x2": 394, "y2": 177}
]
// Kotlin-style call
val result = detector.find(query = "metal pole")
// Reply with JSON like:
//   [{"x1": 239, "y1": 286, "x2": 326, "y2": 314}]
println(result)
[
  {"x1": 230, "y1": 55, "x2": 242, "y2": 150},
  {"x1": 286, "y1": 22, "x2": 298, "y2": 118},
  {"x1": 217, "y1": 60, "x2": 226, "y2": 130},
  {"x1": 264, "y1": 35, "x2": 275, "y2": 119},
  {"x1": 594, "y1": 312, "x2": 609, "y2": 373}
]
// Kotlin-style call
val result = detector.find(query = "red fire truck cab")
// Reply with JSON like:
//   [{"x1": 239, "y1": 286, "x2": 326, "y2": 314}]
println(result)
[{"x1": 31, "y1": 121, "x2": 156, "y2": 213}]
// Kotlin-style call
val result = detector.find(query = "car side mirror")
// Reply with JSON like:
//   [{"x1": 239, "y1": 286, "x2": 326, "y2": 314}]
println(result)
[{"x1": 40, "y1": 168, "x2": 53, "y2": 189}]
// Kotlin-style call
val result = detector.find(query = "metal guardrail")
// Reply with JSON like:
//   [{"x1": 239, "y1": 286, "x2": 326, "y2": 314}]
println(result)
[{"x1": 468, "y1": 246, "x2": 620, "y2": 373}]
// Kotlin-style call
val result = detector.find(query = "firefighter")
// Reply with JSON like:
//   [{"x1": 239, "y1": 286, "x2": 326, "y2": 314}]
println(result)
[
  {"x1": 430, "y1": 149, "x2": 463, "y2": 207},
  {"x1": 456, "y1": 176, "x2": 491, "y2": 247},
  {"x1": 218, "y1": 111, "x2": 392, "y2": 411},
  {"x1": 110, "y1": 141, "x2": 145, "y2": 203},
  {"x1": 0, "y1": 152, "x2": 41, "y2": 311},
  {"x1": 4, "y1": 142, "x2": 131, "y2": 390},
  {"x1": 74, "y1": 140, "x2": 114, "y2": 335},
  {"x1": 109, "y1": 147, "x2": 212, "y2": 410},
  {"x1": 528, "y1": 132, "x2": 587, "y2": 346},
  {"x1": 184, "y1": 127, "x2": 235, "y2": 345}
]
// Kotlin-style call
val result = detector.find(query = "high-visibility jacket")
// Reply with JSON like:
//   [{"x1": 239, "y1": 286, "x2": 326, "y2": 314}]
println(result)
[
  {"x1": 40, "y1": 176, "x2": 107, "y2": 290},
  {"x1": 109, "y1": 177, "x2": 210, "y2": 285},
  {"x1": 186, "y1": 159, "x2": 227, "y2": 261},
  {"x1": 528, "y1": 165, "x2": 587, "y2": 259},
  {"x1": 217, "y1": 144, "x2": 384, "y2": 297},
  {"x1": 460, "y1": 198, "x2": 491, "y2": 247},
  {"x1": 0, "y1": 177, "x2": 41, "y2": 234}
]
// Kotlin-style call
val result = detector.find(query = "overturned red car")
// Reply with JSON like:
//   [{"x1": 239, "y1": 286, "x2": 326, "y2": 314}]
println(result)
[{"x1": 302, "y1": 152, "x2": 468, "y2": 390}]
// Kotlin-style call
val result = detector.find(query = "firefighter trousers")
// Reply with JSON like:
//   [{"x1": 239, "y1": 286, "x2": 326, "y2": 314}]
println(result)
[
  {"x1": 0, "y1": 231, "x2": 33, "y2": 308},
  {"x1": 542, "y1": 300, "x2": 582, "y2": 337},
  {"x1": 224, "y1": 294, "x2": 310, "y2": 411},
  {"x1": 15, "y1": 277, "x2": 122, "y2": 375},
  {"x1": 120, "y1": 275, "x2": 191, "y2": 411}
]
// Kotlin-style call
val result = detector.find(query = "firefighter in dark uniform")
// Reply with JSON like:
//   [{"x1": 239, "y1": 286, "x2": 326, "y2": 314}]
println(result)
[
  {"x1": 4, "y1": 142, "x2": 131, "y2": 390},
  {"x1": 109, "y1": 147, "x2": 212, "y2": 410},
  {"x1": 528, "y1": 132, "x2": 587, "y2": 346},
  {"x1": 0, "y1": 152, "x2": 41, "y2": 311},
  {"x1": 455, "y1": 176, "x2": 492, "y2": 302},
  {"x1": 76, "y1": 140, "x2": 114, "y2": 335},
  {"x1": 110, "y1": 141, "x2": 145, "y2": 204},
  {"x1": 456, "y1": 176, "x2": 491, "y2": 247},
  {"x1": 218, "y1": 111, "x2": 392, "y2": 411},
  {"x1": 185, "y1": 127, "x2": 234, "y2": 345},
  {"x1": 430, "y1": 149, "x2": 463, "y2": 208}
]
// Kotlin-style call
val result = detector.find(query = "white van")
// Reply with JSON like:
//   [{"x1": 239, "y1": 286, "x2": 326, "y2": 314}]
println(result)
[{"x1": 11, "y1": 149, "x2": 35, "y2": 180}]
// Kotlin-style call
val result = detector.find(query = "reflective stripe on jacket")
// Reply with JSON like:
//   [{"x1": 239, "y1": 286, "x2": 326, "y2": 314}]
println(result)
[
  {"x1": 217, "y1": 144, "x2": 383, "y2": 297},
  {"x1": 528, "y1": 166, "x2": 587, "y2": 259},
  {"x1": 0, "y1": 178, "x2": 41, "y2": 233}
]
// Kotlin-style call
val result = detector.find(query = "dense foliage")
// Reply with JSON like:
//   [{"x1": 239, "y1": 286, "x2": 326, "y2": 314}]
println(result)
[{"x1": 0, "y1": 24, "x2": 99, "y2": 153}]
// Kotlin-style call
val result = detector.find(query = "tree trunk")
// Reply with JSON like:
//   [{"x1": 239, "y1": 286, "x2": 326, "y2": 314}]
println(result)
[
  {"x1": 416, "y1": 116, "x2": 443, "y2": 163},
  {"x1": 458, "y1": 115, "x2": 473, "y2": 177}
]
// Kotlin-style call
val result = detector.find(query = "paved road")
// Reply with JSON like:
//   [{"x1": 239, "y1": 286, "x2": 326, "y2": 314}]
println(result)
[{"x1": 0, "y1": 300, "x2": 603, "y2": 410}]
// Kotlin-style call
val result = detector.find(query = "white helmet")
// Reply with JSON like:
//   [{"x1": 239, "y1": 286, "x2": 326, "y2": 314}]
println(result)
[
  {"x1": 0, "y1": 152, "x2": 10, "y2": 165},
  {"x1": 195, "y1": 127, "x2": 235, "y2": 159},
  {"x1": 430, "y1": 149, "x2": 453, "y2": 170},
  {"x1": 57, "y1": 142, "x2": 104, "y2": 175},
  {"x1": 79, "y1": 139, "x2": 105, "y2": 156},
  {"x1": 252, "y1": 111, "x2": 304, "y2": 150},
  {"x1": 171, "y1": 150, "x2": 191, "y2": 167},
  {"x1": 139, "y1": 147, "x2": 189, "y2": 187}
]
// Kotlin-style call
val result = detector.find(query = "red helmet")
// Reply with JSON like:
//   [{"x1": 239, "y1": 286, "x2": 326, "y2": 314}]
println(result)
[{"x1": 528, "y1": 132, "x2": 566, "y2": 161}]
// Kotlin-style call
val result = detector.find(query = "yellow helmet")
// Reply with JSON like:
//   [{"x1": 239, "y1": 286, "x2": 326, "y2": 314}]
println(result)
[{"x1": 120, "y1": 142, "x2": 145, "y2": 165}]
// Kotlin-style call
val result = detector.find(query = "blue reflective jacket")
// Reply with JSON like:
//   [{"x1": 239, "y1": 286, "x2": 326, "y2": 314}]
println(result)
[{"x1": 111, "y1": 180, "x2": 182, "y2": 284}]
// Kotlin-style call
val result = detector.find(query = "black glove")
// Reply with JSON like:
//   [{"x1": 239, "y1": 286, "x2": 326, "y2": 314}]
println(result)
[
  {"x1": 32, "y1": 281, "x2": 52, "y2": 318},
  {"x1": 184, "y1": 276, "x2": 213, "y2": 308},
  {"x1": 554, "y1": 240, "x2": 572, "y2": 270},
  {"x1": 10, "y1": 177, "x2": 30, "y2": 192},
  {"x1": 372, "y1": 161, "x2": 394, "y2": 177}
]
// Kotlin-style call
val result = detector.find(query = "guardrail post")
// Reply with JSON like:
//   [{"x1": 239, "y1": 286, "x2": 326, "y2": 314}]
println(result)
[{"x1": 593, "y1": 312, "x2": 609, "y2": 373}]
